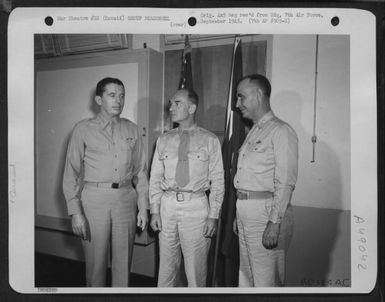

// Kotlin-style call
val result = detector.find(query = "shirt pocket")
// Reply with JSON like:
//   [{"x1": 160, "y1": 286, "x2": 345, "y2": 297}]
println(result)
[
  {"x1": 188, "y1": 150, "x2": 209, "y2": 176},
  {"x1": 246, "y1": 140, "x2": 266, "y2": 153},
  {"x1": 159, "y1": 151, "x2": 177, "y2": 161},
  {"x1": 86, "y1": 137, "x2": 109, "y2": 153},
  {"x1": 245, "y1": 141, "x2": 272, "y2": 173},
  {"x1": 120, "y1": 136, "x2": 136, "y2": 151},
  {"x1": 159, "y1": 151, "x2": 178, "y2": 178},
  {"x1": 118, "y1": 137, "x2": 136, "y2": 166}
]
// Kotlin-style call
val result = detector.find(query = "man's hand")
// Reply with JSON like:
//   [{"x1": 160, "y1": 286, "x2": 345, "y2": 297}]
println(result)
[
  {"x1": 203, "y1": 218, "x2": 218, "y2": 238},
  {"x1": 150, "y1": 214, "x2": 162, "y2": 232},
  {"x1": 71, "y1": 213, "x2": 89, "y2": 241},
  {"x1": 233, "y1": 218, "x2": 238, "y2": 236},
  {"x1": 262, "y1": 221, "x2": 280, "y2": 249},
  {"x1": 137, "y1": 210, "x2": 148, "y2": 231}
]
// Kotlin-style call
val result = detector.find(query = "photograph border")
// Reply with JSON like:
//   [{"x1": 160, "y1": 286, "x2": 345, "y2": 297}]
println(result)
[{"x1": 3, "y1": 1, "x2": 382, "y2": 300}]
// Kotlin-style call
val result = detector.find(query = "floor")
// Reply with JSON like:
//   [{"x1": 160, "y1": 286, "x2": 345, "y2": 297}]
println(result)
[{"x1": 35, "y1": 252, "x2": 156, "y2": 287}]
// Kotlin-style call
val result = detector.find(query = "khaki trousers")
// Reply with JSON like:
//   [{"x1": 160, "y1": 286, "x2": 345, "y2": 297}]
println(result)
[
  {"x1": 157, "y1": 192, "x2": 211, "y2": 287},
  {"x1": 81, "y1": 184, "x2": 137, "y2": 287},
  {"x1": 236, "y1": 198, "x2": 294, "y2": 287}
]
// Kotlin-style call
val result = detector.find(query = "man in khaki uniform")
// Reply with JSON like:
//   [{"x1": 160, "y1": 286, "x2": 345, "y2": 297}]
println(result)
[
  {"x1": 149, "y1": 89, "x2": 224, "y2": 287},
  {"x1": 63, "y1": 77, "x2": 149, "y2": 287},
  {"x1": 233, "y1": 74, "x2": 298, "y2": 287}
]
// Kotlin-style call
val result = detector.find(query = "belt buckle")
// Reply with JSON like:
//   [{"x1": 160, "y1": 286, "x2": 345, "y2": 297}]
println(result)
[
  {"x1": 176, "y1": 192, "x2": 184, "y2": 202},
  {"x1": 111, "y1": 183, "x2": 119, "y2": 189}
]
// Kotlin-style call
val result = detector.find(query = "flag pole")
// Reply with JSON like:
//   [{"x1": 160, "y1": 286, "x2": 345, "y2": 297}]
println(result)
[{"x1": 311, "y1": 34, "x2": 319, "y2": 163}]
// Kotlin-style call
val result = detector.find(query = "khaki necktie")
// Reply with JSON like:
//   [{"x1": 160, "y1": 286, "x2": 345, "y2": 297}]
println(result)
[
  {"x1": 106, "y1": 120, "x2": 115, "y2": 137},
  {"x1": 110, "y1": 119, "x2": 118, "y2": 138},
  {"x1": 175, "y1": 130, "x2": 190, "y2": 187}
]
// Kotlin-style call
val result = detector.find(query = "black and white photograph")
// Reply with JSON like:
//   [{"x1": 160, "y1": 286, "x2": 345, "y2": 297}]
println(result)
[{"x1": 7, "y1": 7, "x2": 377, "y2": 294}]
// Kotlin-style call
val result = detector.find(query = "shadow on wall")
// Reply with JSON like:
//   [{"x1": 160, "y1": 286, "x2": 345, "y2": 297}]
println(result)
[
  {"x1": 89, "y1": 88, "x2": 99, "y2": 116},
  {"x1": 272, "y1": 90, "x2": 348, "y2": 287}
]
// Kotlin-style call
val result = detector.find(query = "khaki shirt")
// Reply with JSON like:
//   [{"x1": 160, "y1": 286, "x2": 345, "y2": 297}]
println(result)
[
  {"x1": 149, "y1": 125, "x2": 224, "y2": 219},
  {"x1": 63, "y1": 113, "x2": 149, "y2": 215},
  {"x1": 234, "y1": 111, "x2": 298, "y2": 223}
]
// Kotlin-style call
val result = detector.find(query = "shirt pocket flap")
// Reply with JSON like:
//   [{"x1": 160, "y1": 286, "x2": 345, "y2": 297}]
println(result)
[
  {"x1": 188, "y1": 151, "x2": 209, "y2": 161},
  {"x1": 159, "y1": 151, "x2": 176, "y2": 160}
]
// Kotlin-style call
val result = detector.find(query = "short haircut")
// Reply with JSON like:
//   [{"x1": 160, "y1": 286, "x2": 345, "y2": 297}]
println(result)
[
  {"x1": 239, "y1": 74, "x2": 271, "y2": 98},
  {"x1": 95, "y1": 77, "x2": 124, "y2": 97},
  {"x1": 178, "y1": 88, "x2": 199, "y2": 107}
]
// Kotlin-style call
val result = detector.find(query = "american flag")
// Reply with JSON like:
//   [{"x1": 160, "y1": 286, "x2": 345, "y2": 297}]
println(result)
[
  {"x1": 178, "y1": 35, "x2": 193, "y2": 90},
  {"x1": 213, "y1": 36, "x2": 245, "y2": 286}
]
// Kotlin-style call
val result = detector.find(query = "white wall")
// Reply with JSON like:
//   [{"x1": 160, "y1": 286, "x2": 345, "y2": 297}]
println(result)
[
  {"x1": 270, "y1": 35, "x2": 350, "y2": 211},
  {"x1": 270, "y1": 35, "x2": 351, "y2": 285}
]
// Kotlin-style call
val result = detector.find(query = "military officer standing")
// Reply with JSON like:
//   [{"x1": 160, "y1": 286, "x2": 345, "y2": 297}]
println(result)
[
  {"x1": 63, "y1": 77, "x2": 149, "y2": 287},
  {"x1": 233, "y1": 74, "x2": 298, "y2": 287},
  {"x1": 149, "y1": 89, "x2": 224, "y2": 287}
]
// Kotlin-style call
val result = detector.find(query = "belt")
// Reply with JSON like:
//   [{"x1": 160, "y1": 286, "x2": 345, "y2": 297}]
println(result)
[
  {"x1": 236, "y1": 190, "x2": 273, "y2": 200},
  {"x1": 165, "y1": 190, "x2": 206, "y2": 202},
  {"x1": 85, "y1": 181, "x2": 132, "y2": 189}
]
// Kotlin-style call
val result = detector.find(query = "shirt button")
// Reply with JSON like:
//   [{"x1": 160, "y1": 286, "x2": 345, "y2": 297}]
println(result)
[
  {"x1": 115, "y1": 169, "x2": 117, "y2": 171},
  {"x1": 115, "y1": 154, "x2": 117, "y2": 158}
]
